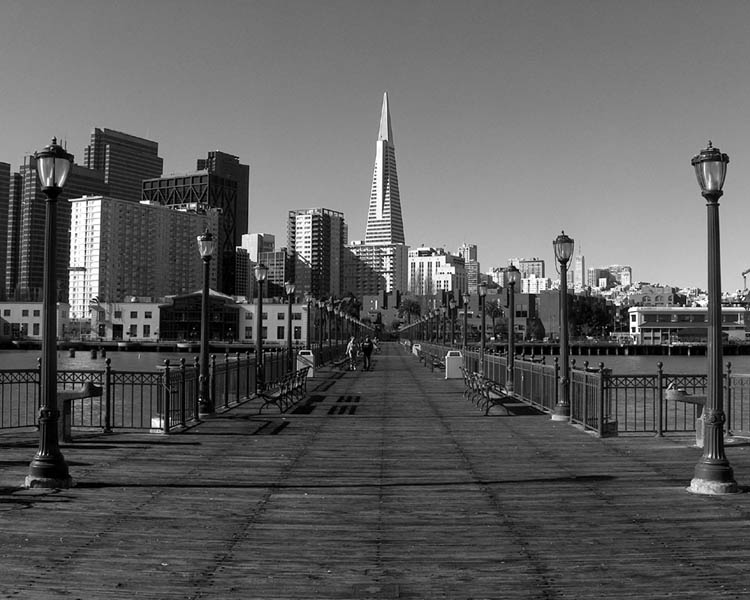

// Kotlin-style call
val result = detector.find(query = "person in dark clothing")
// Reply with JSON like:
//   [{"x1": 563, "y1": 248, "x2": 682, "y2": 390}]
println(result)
[{"x1": 361, "y1": 336, "x2": 374, "y2": 371}]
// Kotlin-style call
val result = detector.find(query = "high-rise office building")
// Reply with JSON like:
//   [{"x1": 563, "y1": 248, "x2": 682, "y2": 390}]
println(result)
[
  {"x1": 344, "y1": 242, "x2": 408, "y2": 297},
  {"x1": 288, "y1": 208, "x2": 347, "y2": 298},
  {"x1": 0, "y1": 163, "x2": 9, "y2": 300},
  {"x1": 7, "y1": 154, "x2": 108, "y2": 302},
  {"x1": 573, "y1": 255, "x2": 585, "y2": 290},
  {"x1": 458, "y1": 244, "x2": 480, "y2": 294},
  {"x1": 142, "y1": 150, "x2": 249, "y2": 295},
  {"x1": 197, "y1": 151, "x2": 250, "y2": 243},
  {"x1": 510, "y1": 257, "x2": 545, "y2": 279},
  {"x1": 83, "y1": 128, "x2": 163, "y2": 203},
  {"x1": 68, "y1": 196, "x2": 219, "y2": 318},
  {"x1": 408, "y1": 247, "x2": 467, "y2": 296},
  {"x1": 365, "y1": 92, "x2": 405, "y2": 246}
]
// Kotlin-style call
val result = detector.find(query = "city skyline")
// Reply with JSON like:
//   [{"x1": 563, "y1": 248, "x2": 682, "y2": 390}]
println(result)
[{"x1": 3, "y1": 1, "x2": 750, "y2": 290}]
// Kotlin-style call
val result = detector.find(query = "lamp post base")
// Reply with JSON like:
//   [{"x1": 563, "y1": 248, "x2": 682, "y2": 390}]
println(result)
[
  {"x1": 25, "y1": 457, "x2": 73, "y2": 489},
  {"x1": 689, "y1": 477, "x2": 738, "y2": 495},
  {"x1": 689, "y1": 461, "x2": 738, "y2": 494},
  {"x1": 551, "y1": 411, "x2": 570, "y2": 422},
  {"x1": 25, "y1": 474, "x2": 73, "y2": 489}
]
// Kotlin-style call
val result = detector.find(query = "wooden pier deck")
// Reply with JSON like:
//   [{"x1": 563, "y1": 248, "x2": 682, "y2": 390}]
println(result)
[{"x1": 1, "y1": 342, "x2": 750, "y2": 599}]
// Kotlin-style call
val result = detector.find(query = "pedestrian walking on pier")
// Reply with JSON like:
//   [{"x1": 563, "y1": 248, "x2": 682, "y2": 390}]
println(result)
[
  {"x1": 346, "y1": 336, "x2": 358, "y2": 370},
  {"x1": 361, "y1": 336, "x2": 374, "y2": 371}
]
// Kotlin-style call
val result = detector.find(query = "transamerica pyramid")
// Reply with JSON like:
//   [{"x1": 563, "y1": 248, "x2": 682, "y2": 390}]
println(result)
[{"x1": 364, "y1": 92, "x2": 405, "y2": 245}]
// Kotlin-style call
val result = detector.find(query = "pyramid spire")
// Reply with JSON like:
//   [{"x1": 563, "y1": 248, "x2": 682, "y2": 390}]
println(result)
[
  {"x1": 378, "y1": 92, "x2": 393, "y2": 143},
  {"x1": 365, "y1": 92, "x2": 405, "y2": 245}
]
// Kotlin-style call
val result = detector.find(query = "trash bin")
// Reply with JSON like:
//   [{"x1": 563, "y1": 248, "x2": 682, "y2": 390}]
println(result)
[
  {"x1": 412, "y1": 343, "x2": 422, "y2": 357},
  {"x1": 297, "y1": 349, "x2": 315, "y2": 378},
  {"x1": 444, "y1": 350, "x2": 463, "y2": 379}
]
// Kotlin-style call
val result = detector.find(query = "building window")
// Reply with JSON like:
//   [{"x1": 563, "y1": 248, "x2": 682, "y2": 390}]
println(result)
[
  {"x1": 261, "y1": 327, "x2": 267, "y2": 338},
  {"x1": 246, "y1": 312, "x2": 253, "y2": 320},
  {"x1": 33, "y1": 310, "x2": 40, "y2": 317},
  {"x1": 22, "y1": 310, "x2": 28, "y2": 317},
  {"x1": 294, "y1": 326, "x2": 302, "y2": 340},
  {"x1": 145, "y1": 312, "x2": 152, "y2": 319},
  {"x1": 277, "y1": 326, "x2": 285, "y2": 338},
  {"x1": 144, "y1": 324, "x2": 151, "y2": 337},
  {"x1": 33, "y1": 323, "x2": 40, "y2": 336},
  {"x1": 114, "y1": 311, "x2": 122, "y2": 319},
  {"x1": 130, "y1": 311, "x2": 138, "y2": 319},
  {"x1": 277, "y1": 312, "x2": 284, "y2": 320},
  {"x1": 2, "y1": 309, "x2": 9, "y2": 317},
  {"x1": 292, "y1": 312, "x2": 302, "y2": 320}
]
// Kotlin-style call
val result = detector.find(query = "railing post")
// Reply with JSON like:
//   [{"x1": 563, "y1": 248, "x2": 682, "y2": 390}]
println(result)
[
  {"x1": 236, "y1": 352, "x2": 241, "y2": 405},
  {"x1": 210, "y1": 354, "x2": 217, "y2": 410},
  {"x1": 582, "y1": 361, "x2": 589, "y2": 429},
  {"x1": 193, "y1": 356, "x2": 200, "y2": 420},
  {"x1": 224, "y1": 353, "x2": 230, "y2": 409},
  {"x1": 553, "y1": 357, "x2": 560, "y2": 414},
  {"x1": 726, "y1": 362, "x2": 733, "y2": 436},
  {"x1": 246, "y1": 351, "x2": 252, "y2": 399},
  {"x1": 103, "y1": 358, "x2": 112, "y2": 433},
  {"x1": 656, "y1": 361, "x2": 664, "y2": 437},
  {"x1": 179, "y1": 358, "x2": 187, "y2": 428},
  {"x1": 597, "y1": 362, "x2": 607, "y2": 436},
  {"x1": 163, "y1": 359, "x2": 171, "y2": 434}
]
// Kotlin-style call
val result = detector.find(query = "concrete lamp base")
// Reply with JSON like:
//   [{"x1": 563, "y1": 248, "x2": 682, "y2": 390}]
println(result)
[
  {"x1": 24, "y1": 474, "x2": 73, "y2": 489},
  {"x1": 688, "y1": 478, "x2": 738, "y2": 495}
]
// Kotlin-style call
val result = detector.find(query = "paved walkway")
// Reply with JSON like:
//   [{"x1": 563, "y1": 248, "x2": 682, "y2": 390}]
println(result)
[{"x1": 1, "y1": 343, "x2": 750, "y2": 599}]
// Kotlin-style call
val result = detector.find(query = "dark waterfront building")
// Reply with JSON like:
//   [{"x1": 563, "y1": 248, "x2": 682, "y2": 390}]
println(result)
[
  {"x1": 83, "y1": 128, "x2": 163, "y2": 203},
  {"x1": 142, "y1": 151, "x2": 250, "y2": 296},
  {"x1": 159, "y1": 290, "x2": 239, "y2": 341}
]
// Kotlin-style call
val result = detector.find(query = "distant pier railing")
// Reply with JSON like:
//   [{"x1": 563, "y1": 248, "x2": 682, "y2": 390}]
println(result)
[{"x1": 413, "y1": 341, "x2": 750, "y2": 438}]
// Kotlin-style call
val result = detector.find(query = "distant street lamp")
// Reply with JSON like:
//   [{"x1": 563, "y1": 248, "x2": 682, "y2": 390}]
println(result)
[
  {"x1": 25, "y1": 138, "x2": 74, "y2": 489},
  {"x1": 197, "y1": 228, "x2": 216, "y2": 416},
  {"x1": 441, "y1": 305, "x2": 448, "y2": 345},
  {"x1": 285, "y1": 281, "x2": 296, "y2": 373},
  {"x1": 478, "y1": 282, "x2": 487, "y2": 375},
  {"x1": 462, "y1": 292, "x2": 470, "y2": 353},
  {"x1": 254, "y1": 263, "x2": 268, "y2": 393},
  {"x1": 449, "y1": 297, "x2": 457, "y2": 347},
  {"x1": 689, "y1": 142, "x2": 737, "y2": 494},
  {"x1": 506, "y1": 265, "x2": 521, "y2": 393},
  {"x1": 304, "y1": 293, "x2": 313, "y2": 350},
  {"x1": 552, "y1": 231, "x2": 574, "y2": 422}
]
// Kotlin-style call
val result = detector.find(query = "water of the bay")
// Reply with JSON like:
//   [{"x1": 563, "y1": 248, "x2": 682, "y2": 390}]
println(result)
[
  {"x1": 3, "y1": 347, "x2": 750, "y2": 375},
  {"x1": 0, "y1": 349, "x2": 195, "y2": 372}
]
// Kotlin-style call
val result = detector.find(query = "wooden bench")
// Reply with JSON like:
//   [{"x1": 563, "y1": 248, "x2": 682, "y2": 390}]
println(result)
[
  {"x1": 58, "y1": 381, "x2": 104, "y2": 442},
  {"x1": 257, "y1": 367, "x2": 310, "y2": 414},
  {"x1": 459, "y1": 367, "x2": 514, "y2": 416},
  {"x1": 428, "y1": 352, "x2": 445, "y2": 373}
]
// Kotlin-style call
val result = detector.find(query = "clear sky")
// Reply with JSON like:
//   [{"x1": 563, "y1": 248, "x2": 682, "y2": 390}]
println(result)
[{"x1": 2, "y1": 0, "x2": 750, "y2": 291}]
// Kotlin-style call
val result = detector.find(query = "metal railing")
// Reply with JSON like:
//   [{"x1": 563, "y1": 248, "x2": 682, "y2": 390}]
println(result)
[
  {"x1": 409, "y1": 341, "x2": 750, "y2": 438},
  {"x1": 0, "y1": 343, "x2": 347, "y2": 435}
]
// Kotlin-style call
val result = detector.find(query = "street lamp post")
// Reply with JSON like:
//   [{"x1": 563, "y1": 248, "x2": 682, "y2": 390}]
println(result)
[
  {"x1": 478, "y1": 282, "x2": 487, "y2": 375},
  {"x1": 689, "y1": 142, "x2": 737, "y2": 495},
  {"x1": 25, "y1": 138, "x2": 74, "y2": 489},
  {"x1": 285, "y1": 281, "x2": 296, "y2": 373},
  {"x1": 462, "y1": 292, "x2": 470, "y2": 353},
  {"x1": 506, "y1": 265, "x2": 521, "y2": 393},
  {"x1": 197, "y1": 229, "x2": 216, "y2": 416},
  {"x1": 254, "y1": 263, "x2": 268, "y2": 394},
  {"x1": 441, "y1": 306, "x2": 447, "y2": 345},
  {"x1": 317, "y1": 300, "x2": 325, "y2": 355},
  {"x1": 552, "y1": 231, "x2": 574, "y2": 422},
  {"x1": 449, "y1": 298, "x2": 457, "y2": 347}
]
